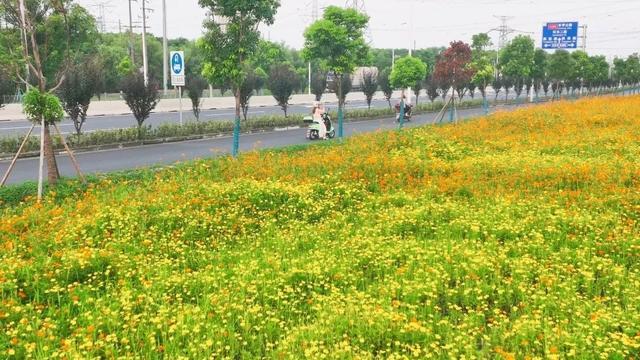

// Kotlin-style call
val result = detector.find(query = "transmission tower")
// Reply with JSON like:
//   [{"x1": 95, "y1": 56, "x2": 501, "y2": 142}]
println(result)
[
  {"x1": 345, "y1": 0, "x2": 366, "y2": 13},
  {"x1": 493, "y1": 16, "x2": 515, "y2": 52},
  {"x1": 345, "y1": 0, "x2": 372, "y2": 43},
  {"x1": 312, "y1": 0, "x2": 319, "y2": 21}
]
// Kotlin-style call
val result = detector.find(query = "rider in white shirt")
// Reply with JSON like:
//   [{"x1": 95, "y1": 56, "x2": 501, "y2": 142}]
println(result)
[{"x1": 312, "y1": 101, "x2": 328, "y2": 139}]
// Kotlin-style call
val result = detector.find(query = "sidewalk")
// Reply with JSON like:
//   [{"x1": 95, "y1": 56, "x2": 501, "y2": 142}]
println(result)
[{"x1": 0, "y1": 91, "x2": 404, "y2": 122}]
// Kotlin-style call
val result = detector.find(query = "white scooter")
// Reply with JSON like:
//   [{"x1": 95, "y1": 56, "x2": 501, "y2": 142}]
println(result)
[{"x1": 304, "y1": 113, "x2": 336, "y2": 140}]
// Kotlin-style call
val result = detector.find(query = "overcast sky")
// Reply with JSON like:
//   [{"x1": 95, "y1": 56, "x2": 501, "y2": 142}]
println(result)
[{"x1": 78, "y1": 0, "x2": 640, "y2": 59}]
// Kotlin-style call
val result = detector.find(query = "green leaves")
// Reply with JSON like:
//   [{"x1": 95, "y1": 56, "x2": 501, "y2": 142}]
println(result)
[
  {"x1": 390, "y1": 56, "x2": 428, "y2": 90},
  {"x1": 22, "y1": 89, "x2": 64, "y2": 125},
  {"x1": 499, "y1": 35, "x2": 535, "y2": 80},
  {"x1": 302, "y1": 6, "x2": 369, "y2": 77},
  {"x1": 199, "y1": 0, "x2": 280, "y2": 89}
]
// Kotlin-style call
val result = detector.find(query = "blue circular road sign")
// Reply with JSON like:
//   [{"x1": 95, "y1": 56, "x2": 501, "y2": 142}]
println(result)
[{"x1": 171, "y1": 53, "x2": 184, "y2": 75}]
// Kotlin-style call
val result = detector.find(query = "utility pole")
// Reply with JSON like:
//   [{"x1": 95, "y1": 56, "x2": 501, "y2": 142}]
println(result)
[
  {"x1": 141, "y1": 0, "x2": 149, "y2": 86},
  {"x1": 580, "y1": 24, "x2": 588, "y2": 51},
  {"x1": 308, "y1": 0, "x2": 319, "y2": 96},
  {"x1": 128, "y1": 0, "x2": 136, "y2": 64},
  {"x1": 162, "y1": 0, "x2": 168, "y2": 95}
]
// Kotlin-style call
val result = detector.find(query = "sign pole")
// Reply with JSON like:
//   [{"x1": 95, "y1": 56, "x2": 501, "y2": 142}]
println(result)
[
  {"x1": 170, "y1": 50, "x2": 186, "y2": 126},
  {"x1": 179, "y1": 86, "x2": 183, "y2": 126}
]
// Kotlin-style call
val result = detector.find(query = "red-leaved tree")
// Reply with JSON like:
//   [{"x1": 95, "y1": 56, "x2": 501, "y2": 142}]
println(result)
[{"x1": 433, "y1": 41, "x2": 475, "y2": 103}]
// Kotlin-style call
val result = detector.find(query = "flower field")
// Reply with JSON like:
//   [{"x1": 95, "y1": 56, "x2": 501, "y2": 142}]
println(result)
[{"x1": 1, "y1": 96, "x2": 640, "y2": 359}]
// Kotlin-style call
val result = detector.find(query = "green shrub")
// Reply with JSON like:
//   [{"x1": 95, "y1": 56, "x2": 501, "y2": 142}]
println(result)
[{"x1": 0, "y1": 99, "x2": 489, "y2": 156}]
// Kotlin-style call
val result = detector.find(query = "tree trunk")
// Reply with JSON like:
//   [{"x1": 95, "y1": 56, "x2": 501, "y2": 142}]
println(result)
[{"x1": 44, "y1": 125, "x2": 60, "y2": 185}]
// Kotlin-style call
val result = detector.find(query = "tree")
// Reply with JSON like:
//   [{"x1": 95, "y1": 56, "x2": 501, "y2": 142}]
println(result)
[
  {"x1": 413, "y1": 75, "x2": 425, "y2": 106},
  {"x1": 499, "y1": 35, "x2": 535, "y2": 101},
  {"x1": 471, "y1": 33, "x2": 494, "y2": 106},
  {"x1": 267, "y1": 64, "x2": 299, "y2": 117},
  {"x1": 310, "y1": 72, "x2": 327, "y2": 101},
  {"x1": 238, "y1": 69, "x2": 258, "y2": 121},
  {"x1": 492, "y1": 77, "x2": 503, "y2": 101},
  {"x1": 532, "y1": 49, "x2": 548, "y2": 97},
  {"x1": 329, "y1": 73, "x2": 352, "y2": 106},
  {"x1": 121, "y1": 72, "x2": 160, "y2": 139},
  {"x1": 625, "y1": 55, "x2": 640, "y2": 89},
  {"x1": 254, "y1": 67, "x2": 267, "y2": 95},
  {"x1": 251, "y1": 40, "x2": 288, "y2": 73},
  {"x1": 378, "y1": 68, "x2": 393, "y2": 109},
  {"x1": 0, "y1": 0, "x2": 85, "y2": 185},
  {"x1": 587, "y1": 56, "x2": 610, "y2": 91},
  {"x1": 471, "y1": 33, "x2": 492, "y2": 53},
  {"x1": 0, "y1": 72, "x2": 14, "y2": 109},
  {"x1": 433, "y1": 41, "x2": 475, "y2": 104},
  {"x1": 425, "y1": 75, "x2": 440, "y2": 103},
  {"x1": 186, "y1": 75, "x2": 208, "y2": 121},
  {"x1": 613, "y1": 58, "x2": 627, "y2": 86},
  {"x1": 22, "y1": 89, "x2": 64, "y2": 181},
  {"x1": 58, "y1": 57, "x2": 102, "y2": 135},
  {"x1": 361, "y1": 69, "x2": 378, "y2": 109},
  {"x1": 390, "y1": 56, "x2": 427, "y2": 100},
  {"x1": 303, "y1": 6, "x2": 369, "y2": 137},
  {"x1": 547, "y1": 50, "x2": 576, "y2": 99},
  {"x1": 199, "y1": 0, "x2": 280, "y2": 157}
]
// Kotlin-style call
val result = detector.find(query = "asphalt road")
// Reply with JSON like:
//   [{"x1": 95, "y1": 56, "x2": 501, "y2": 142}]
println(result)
[
  {"x1": 0, "y1": 99, "x2": 391, "y2": 137},
  {"x1": 0, "y1": 103, "x2": 515, "y2": 185},
  {"x1": 0, "y1": 89, "x2": 519, "y2": 137}
]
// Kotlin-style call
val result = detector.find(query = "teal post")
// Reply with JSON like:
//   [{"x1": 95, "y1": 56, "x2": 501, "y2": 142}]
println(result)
[
  {"x1": 398, "y1": 98, "x2": 405, "y2": 129},
  {"x1": 232, "y1": 116, "x2": 240, "y2": 157},
  {"x1": 483, "y1": 96, "x2": 489, "y2": 115},
  {"x1": 449, "y1": 95, "x2": 454, "y2": 123},
  {"x1": 338, "y1": 106, "x2": 344, "y2": 138}
]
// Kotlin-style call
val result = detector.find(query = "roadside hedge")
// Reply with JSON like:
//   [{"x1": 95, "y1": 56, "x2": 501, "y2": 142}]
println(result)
[{"x1": 0, "y1": 99, "x2": 486, "y2": 156}]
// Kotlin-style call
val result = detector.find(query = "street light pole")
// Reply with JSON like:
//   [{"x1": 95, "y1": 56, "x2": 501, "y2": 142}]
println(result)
[
  {"x1": 162, "y1": 0, "x2": 168, "y2": 96},
  {"x1": 128, "y1": 0, "x2": 135, "y2": 64},
  {"x1": 407, "y1": 11, "x2": 414, "y2": 106},
  {"x1": 141, "y1": 0, "x2": 149, "y2": 86}
]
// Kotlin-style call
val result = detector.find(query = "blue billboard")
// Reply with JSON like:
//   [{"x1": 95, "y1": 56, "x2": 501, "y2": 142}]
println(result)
[{"x1": 542, "y1": 22, "x2": 579, "y2": 49}]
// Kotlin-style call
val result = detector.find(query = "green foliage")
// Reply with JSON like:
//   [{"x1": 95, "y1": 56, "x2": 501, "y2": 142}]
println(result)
[
  {"x1": 499, "y1": 35, "x2": 535, "y2": 80},
  {"x1": 303, "y1": 6, "x2": 368, "y2": 110},
  {"x1": 251, "y1": 40, "x2": 288, "y2": 72},
  {"x1": 186, "y1": 75, "x2": 209, "y2": 120},
  {"x1": 120, "y1": 72, "x2": 160, "y2": 135},
  {"x1": 117, "y1": 56, "x2": 135, "y2": 77},
  {"x1": 470, "y1": 33, "x2": 495, "y2": 98},
  {"x1": 547, "y1": 50, "x2": 576, "y2": 83},
  {"x1": 361, "y1": 69, "x2": 378, "y2": 109},
  {"x1": 329, "y1": 73, "x2": 352, "y2": 105},
  {"x1": 267, "y1": 64, "x2": 299, "y2": 117},
  {"x1": 378, "y1": 68, "x2": 393, "y2": 108},
  {"x1": 587, "y1": 56, "x2": 610, "y2": 88},
  {"x1": 532, "y1": 49, "x2": 548, "y2": 82},
  {"x1": 390, "y1": 56, "x2": 427, "y2": 90},
  {"x1": 199, "y1": 0, "x2": 280, "y2": 89},
  {"x1": 471, "y1": 33, "x2": 492, "y2": 52},
  {"x1": 22, "y1": 89, "x2": 64, "y2": 125},
  {"x1": 58, "y1": 57, "x2": 103, "y2": 134},
  {"x1": 310, "y1": 72, "x2": 327, "y2": 101},
  {"x1": 39, "y1": 4, "x2": 100, "y2": 88}
]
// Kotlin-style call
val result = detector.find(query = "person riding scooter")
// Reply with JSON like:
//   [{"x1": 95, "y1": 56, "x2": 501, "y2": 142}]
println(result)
[
  {"x1": 304, "y1": 102, "x2": 336, "y2": 140},
  {"x1": 312, "y1": 101, "x2": 328, "y2": 139},
  {"x1": 395, "y1": 96, "x2": 413, "y2": 122}
]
